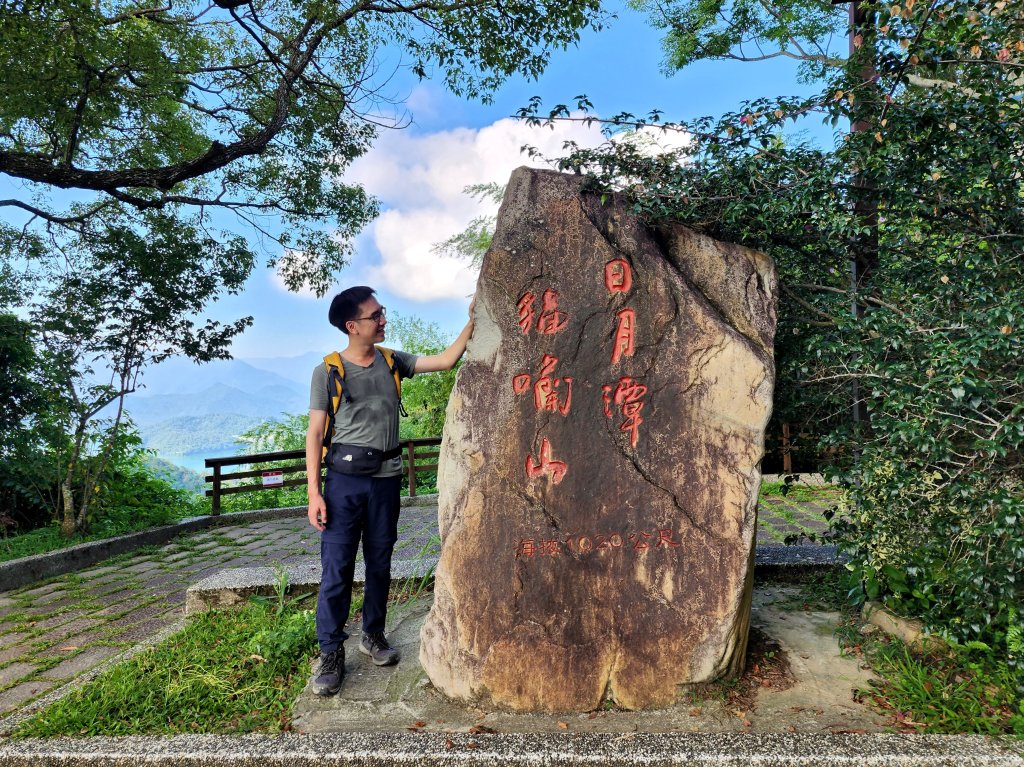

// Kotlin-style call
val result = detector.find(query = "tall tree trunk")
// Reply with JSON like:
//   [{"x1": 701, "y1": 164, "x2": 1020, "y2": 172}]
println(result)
[
  {"x1": 59, "y1": 469, "x2": 76, "y2": 537},
  {"x1": 59, "y1": 416, "x2": 89, "y2": 537},
  {"x1": 849, "y1": 0, "x2": 880, "y2": 433}
]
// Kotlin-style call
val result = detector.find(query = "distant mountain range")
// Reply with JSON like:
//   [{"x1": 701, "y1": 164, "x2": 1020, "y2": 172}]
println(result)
[{"x1": 125, "y1": 352, "x2": 325, "y2": 477}]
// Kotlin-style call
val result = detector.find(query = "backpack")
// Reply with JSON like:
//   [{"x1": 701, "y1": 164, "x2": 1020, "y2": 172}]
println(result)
[{"x1": 321, "y1": 346, "x2": 407, "y2": 460}]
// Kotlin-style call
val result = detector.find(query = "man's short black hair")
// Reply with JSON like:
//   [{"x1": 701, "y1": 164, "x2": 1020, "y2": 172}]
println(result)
[{"x1": 328, "y1": 286, "x2": 376, "y2": 334}]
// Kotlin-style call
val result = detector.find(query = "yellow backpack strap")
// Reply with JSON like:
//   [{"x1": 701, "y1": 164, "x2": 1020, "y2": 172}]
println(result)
[
  {"x1": 375, "y1": 346, "x2": 407, "y2": 416},
  {"x1": 321, "y1": 352, "x2": 346, "y2": 461}
]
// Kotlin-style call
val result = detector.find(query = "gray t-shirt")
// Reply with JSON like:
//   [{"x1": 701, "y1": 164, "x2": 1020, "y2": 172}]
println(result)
[{"x1": 310, "y1": 348, "x2": 418, "y2": 477}]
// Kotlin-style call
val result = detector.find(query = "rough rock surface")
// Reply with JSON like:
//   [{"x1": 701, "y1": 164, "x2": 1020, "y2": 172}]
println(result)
[{"x1": 420, "y1": 167, "x2": 777, "y2": 712}]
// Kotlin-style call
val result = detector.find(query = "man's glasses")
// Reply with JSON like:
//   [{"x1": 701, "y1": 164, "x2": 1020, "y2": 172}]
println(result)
[{"x1": 353, "y1": 307, "x2": 386, "y2": 324}]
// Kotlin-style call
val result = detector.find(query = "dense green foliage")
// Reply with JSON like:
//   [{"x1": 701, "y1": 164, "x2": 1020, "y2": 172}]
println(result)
[
  {"x1": 522, "y1": 1, "x2": 1023, "y2": 651},
  {"x1": 0, "y1": 313, "x2": 50, "y2": 534},
  {"x1": 13, "y1": 598, "x2": 316, "y2": 736},
  {"x1": 0, "y1": 429, "x2": 204, "y2": 562},
  {"x1": 841, "y1": 619, "x2": 1024, "y2": 735}
]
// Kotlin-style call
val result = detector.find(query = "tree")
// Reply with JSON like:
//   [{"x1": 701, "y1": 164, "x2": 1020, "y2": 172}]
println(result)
[
  {"x1": 1, "y1": 0, "x2": 604, "y2": 294},
  {"x1": 520, "y1": 1, "x2": 1024, "y2": 648},
  {"x1": 30, "y1": 210, "x2": 253, "y2": 536}
]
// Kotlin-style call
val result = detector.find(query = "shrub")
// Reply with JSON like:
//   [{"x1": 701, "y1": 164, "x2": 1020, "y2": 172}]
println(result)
[{"x1": 832, "y1": 457, "x2": 1023, "y2": 660}]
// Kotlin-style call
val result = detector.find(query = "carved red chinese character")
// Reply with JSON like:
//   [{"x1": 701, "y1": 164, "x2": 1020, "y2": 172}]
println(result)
[
  {"x1": 656, "y1": 528, "x2": 681, "y2": 547},
  {"x1": 516, "y1": 539, "x2": 537, "y2": 558},
  {"x1": 604, "y1": 259, "x2": 633, "y2": 294},
  {"x1": 536, "y1": 289, "x2": 569, "y2": 334},
  {"x1": 525, "y1": 437, "x2": 568, "y2": 484},
  {"x1": 515, "y1": 355, "x2": 573, "y2": 415},
  {"x1": 517, "y1": 292, "x2": 536, "y2": 334},
  {"x1": 604, "y1": 377, "x2": 648, "y2": 448},
  {"x1": 611, "y1": 307, "x2": 636, "y2": 364},
  {"x1": 540, "y1": 539, "x2": 560, "y2": 557},
  {"x1": 629, "y1": 531, "x2": 652, "y2": 550}
]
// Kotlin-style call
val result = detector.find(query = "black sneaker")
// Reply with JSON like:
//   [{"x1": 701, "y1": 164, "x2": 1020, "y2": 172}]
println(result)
[
  {"x1": 312, "y1": 648, "x2": 344, "y2": 696},
  {"x1": 359, "y1": 631, "x2": 399, "y2": 666}
]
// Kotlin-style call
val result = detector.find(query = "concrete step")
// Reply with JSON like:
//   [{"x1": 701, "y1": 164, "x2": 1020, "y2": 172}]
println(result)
[
  {"x1": 184, "y1": 544, "x2": 838, "y2": 615},
  {"x1": 184, "y1": 556, "x2": 438, "y2": 614}
]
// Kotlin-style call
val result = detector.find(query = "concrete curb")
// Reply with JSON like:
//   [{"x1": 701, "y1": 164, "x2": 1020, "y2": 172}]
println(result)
[
  {"x1": 755, "y1": 544, "x2": 844, "y2": 579},
  {"x1": 0, "y1": 732, "x2": 1021, "y2": 766}
]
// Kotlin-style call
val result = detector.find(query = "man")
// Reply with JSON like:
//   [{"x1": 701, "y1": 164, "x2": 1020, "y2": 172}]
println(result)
[{"x1": 306, "y1": 285, "x2": 473, "y2": 696}]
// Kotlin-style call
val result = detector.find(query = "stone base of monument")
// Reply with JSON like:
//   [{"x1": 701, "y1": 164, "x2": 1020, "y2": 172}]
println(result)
[{"x1": 291, "y1": 585, "x2": 883, "y2": 735}]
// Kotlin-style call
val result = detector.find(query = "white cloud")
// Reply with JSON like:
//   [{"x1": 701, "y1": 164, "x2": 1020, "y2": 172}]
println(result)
[
  {"x1": 615, "y1": 124, "x2": 693, "y2": 155},
  {"x1": 345, "y1": 116, "x2": 608, "y2": 301}
]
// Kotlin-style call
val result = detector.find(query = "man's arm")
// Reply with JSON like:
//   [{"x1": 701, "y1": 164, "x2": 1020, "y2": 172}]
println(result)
[
  {"x1": 414, "y1": 298, "x2": 475, "y2": 374},
  {"x1": 306, "y1": 409, "x2": 328, "y2": 531}
]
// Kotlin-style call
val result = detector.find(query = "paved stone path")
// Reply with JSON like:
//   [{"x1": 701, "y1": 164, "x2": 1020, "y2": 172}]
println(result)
[{"x1": 0, "y1": 495, "x2": 830, "y2": 719}]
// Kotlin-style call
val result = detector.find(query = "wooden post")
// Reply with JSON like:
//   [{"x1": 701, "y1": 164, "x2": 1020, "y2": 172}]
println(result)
[
  {"x1": 211, "y1": 464, "x2": 222, "y2": 515},
  {"x1": 782, "y1": 422, "x2": 793, "y2": 475},
  {"x1": 407, "y1": 442, "x2": 417, "y2": 497}
]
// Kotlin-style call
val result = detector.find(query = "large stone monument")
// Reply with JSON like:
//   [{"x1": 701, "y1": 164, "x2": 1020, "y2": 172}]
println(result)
[{"x1": 420, "y1": 167, "x2": 777, "y2": 712}]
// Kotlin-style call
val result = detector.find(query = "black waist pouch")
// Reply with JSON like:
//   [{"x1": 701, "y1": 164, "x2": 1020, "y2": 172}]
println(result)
[{"x1": 326, "y1": 443, "x2": 401, "y2": 476}]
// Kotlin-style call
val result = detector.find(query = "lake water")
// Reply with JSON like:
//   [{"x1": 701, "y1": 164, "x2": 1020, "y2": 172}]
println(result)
[{"x1": 168, "y1": 445, "x2": 247, "y2": 475}]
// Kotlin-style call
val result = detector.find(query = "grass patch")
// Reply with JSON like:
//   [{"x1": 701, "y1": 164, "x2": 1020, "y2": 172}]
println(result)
[
  {"x1": 12, "y1": 598, "x2": 317, "y2": 737},
  {"x1": 839, "y1": 623, "x2": 1024, "y2": 736},
  {"x1": 759, "y1": 477, "x2": 842, "y2": 503},
  {"x1": 388, "y1": 532, "x2": 441, "y2": 621},
  {"x1": 0, "y1": 496, "x2": 202, "y2": 564}
]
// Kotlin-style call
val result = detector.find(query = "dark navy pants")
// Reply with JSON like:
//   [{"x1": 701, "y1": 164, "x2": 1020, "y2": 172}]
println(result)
[{"x1": 316, "y1": 470, "x2": 401, "y2": 654}]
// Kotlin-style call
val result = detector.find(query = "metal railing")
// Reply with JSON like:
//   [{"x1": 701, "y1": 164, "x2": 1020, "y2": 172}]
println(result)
[{"x1": 204, "y1": 437, "x2": 442, "y2": 514}]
